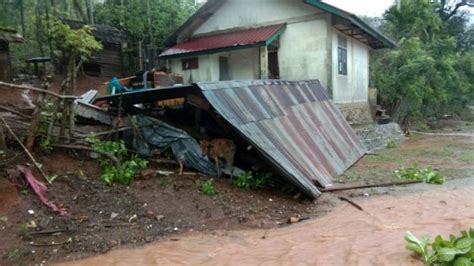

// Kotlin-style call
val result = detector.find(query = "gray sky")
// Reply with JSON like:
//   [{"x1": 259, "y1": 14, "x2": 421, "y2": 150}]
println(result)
[
  {"x1": 323, "y1": 0, "x2": 473, "y2": 24},
  {"x1": 323, "y1": 0, "x2": 394, "y2": 17}
]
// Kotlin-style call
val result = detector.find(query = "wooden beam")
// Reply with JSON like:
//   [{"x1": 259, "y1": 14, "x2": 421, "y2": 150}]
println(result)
[{"x1": 259, "y1": 46, "x2": 269, "y2": 79}]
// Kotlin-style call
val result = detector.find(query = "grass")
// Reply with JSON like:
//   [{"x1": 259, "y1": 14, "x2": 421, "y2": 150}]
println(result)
[
  {"x1": 459, "y1": 151, "x2": 474, "y2": 163},
  {"x1": 341, "y1": 133, "x2": 473, "y2": 184},
  {"x1": 2, "y1": 249, "x2": 20, "y2": 261}
]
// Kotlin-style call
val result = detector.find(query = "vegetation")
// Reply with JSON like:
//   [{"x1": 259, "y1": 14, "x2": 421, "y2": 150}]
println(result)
[
  {"x1": 395, "y1": 164, "x2": 445, "y2": 184},
  {"x1": 199, "y1": 179, "x2": 217, "y2": 196},
  {"x1": 386, "y1": 139, "x2": 399, "y2": 149},
  {"x1": 373, "y1": 0, "x2": 474, "y2": 127},
  {"x1": 405, "y1": 228, "x2": 474, "y2": 265},
  {"x1": 0, "y1": 0, "x2": 197, "y2": 70},
  {"x1": 234, "y1": 171, "x2": 274, "y2": 190},
  {"x1": 87, "y1": 135, "x2": 148, "y2": 185}
]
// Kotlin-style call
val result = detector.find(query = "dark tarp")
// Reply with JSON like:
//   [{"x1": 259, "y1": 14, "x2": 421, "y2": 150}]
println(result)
[{"x1": 130, "y1": 115, "x2": 218, "y2": 176}]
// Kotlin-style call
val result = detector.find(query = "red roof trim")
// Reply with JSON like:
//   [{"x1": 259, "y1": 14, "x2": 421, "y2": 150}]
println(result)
[{"x1": 160, "y1": 24, "x2": 286, "y2": 58}]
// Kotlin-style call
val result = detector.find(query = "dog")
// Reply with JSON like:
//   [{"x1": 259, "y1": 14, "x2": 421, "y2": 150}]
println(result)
[{"x1": 200, "y1": 138, "x2": 236, "y2": 181}]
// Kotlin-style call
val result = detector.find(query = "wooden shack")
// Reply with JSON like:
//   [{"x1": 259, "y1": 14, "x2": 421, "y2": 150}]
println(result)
[
  {"x1": 63, "y1": 19, "x2": 126, "y2": 78},
  {"x1": 0, "y1": 28, "x2": 24, "y2": 81}
]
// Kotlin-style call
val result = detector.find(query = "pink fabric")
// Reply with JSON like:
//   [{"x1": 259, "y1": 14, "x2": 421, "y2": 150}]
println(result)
[{"x1": 17, "y1": 165, "x2": 69, "y2": 216}]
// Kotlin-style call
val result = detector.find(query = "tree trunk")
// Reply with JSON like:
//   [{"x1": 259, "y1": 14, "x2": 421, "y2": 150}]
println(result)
[
  {"x1": 85, "y1": 0, "x2": 94, "y2": 24},
  {"x1": 35, "y1": 1, "x2": 45, "y2": 57},
  {"x1": 72, "y1": 0, "x2": 88, "y2": 23},
  {"x1": 19, "y1": 0, "x2": 26, "y2": 38}
]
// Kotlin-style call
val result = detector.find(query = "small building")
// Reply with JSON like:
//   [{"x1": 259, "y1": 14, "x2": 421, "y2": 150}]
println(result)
[
  {"x1": 0, "y1": 28, "x2": 24, "y2": 81},
  {"x1": 159, "y1": 0, "x2": 396, "y2": 123},
  {"x1": 64, "y1": 19, "x2": 126, "y2": 78}
]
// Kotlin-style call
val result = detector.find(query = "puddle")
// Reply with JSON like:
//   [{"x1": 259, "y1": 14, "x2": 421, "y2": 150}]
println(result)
[{"x1": 61, "y1": 182, "x2": 474, "y2": 266}]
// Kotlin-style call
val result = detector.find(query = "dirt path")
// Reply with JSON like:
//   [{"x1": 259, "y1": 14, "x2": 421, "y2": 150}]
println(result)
[{"x1": 61, "y1": 178, "x2": 474, "y2": 266}]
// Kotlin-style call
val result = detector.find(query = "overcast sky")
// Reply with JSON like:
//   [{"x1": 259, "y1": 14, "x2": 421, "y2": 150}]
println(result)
[
  {"x1": 323, "y1": 0, "x2": 473, "y2": 23},
  {"x1": 323, "y1": 0, "x2": 394, "y2": 17}
]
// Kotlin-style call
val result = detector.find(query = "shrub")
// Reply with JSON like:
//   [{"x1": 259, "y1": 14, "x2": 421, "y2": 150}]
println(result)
[
  {"x1": 199, "y1": 179, "x2": 216, "y2": 196},
  {"x1": 87, "y1": 135, "x2": 148, "y2": 185},
  {"x1": 395, "y1": 164, "x2": 445, "y2": 184},
  {"x1": 234, "y1": 171, "x2": 273, "y2": 190},
  {"x1": 405, "y1": 228, "x2": 474, "y2": 265},
  {"x1": 386, "y1": 139, "x2": 399, "y2": 149}
]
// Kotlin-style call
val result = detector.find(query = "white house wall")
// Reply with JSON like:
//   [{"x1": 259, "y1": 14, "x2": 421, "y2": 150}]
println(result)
[
  {"x1": 169, "y1": 54, "x2": 219, "y2": 83},
  {"x1": 193, "y1": 0, "x2": 320, "y2": 35},
  {"x1": 331, "y1": 29, "x2": 370, "y2": 103},
  {"x1": 168, "y1": 48, "x2": 260, "y2": 83},
  {"x1": 278, "y1": 18, "x2": 329, "y2": 88}
]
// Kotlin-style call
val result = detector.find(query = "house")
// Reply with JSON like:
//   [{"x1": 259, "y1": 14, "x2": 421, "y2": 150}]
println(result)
[
  {"x1": 0, "y1": 28, "x2": 24, "y2": 81},
  {"x1": 64, "y1": 19, "x2": 126, "y2": 77},
  {"x1": 159, "y1": 0, "x2": 396, "y2": 123}
]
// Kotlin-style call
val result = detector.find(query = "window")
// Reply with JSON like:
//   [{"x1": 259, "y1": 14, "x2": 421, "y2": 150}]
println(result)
[
  {"x1": 182, "y1": 57, "x2": 198, "y2": 70},
  {"x1": 337, "y1": 36, "x2": 347, "y2": 75}
]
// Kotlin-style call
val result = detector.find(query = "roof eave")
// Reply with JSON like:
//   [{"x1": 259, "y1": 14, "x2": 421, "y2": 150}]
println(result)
[
  {"x1": 160, "y1": 24, "x2": 287, "y2": 59},
  {"x1": 304, "y1": 0, "x2": 397, "y2": 49},
  {"x1": 163, "y1": 0, "x2": 224, "y2": 47},
  {"x1": 160, "y1": 42, "x2": 264, "y2": 60}
]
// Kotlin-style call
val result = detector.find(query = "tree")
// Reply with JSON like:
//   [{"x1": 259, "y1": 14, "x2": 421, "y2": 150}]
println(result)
[
  {"x1": 373, "y1": 0, "x2": 474, "y2": 127},
  {"x1": 48, "y1": 18, "x2": 102, "y2": 139},
  {"x1": 95, "y1": 0, "x2": 196, "y2": 48}
]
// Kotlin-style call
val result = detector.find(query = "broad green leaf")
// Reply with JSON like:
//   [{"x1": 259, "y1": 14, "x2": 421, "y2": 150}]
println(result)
[
  {"x1": 405, "y1": 231, "x2": 429, "y2": 258},
  {"x1": 438, "y1": 247, "x2": 459, "y2": 262},
  {"x1": 455, "y1": 238, "x2": 473, "y2": 254},
  {"x1": 453, "y1": 257, "x2": 473, "y2": 266}
]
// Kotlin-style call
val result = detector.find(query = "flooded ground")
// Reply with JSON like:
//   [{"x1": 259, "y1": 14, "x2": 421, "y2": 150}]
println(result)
[
  {"x1": 62, "y1": 177, "x2": 474, "y2": 266},
  {"x1": 2, "y1": 121, "x2": 472, "y2": 265}
]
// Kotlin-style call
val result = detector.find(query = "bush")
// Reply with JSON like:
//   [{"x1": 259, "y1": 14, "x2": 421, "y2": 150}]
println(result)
[
  {"x1": 199, "y1": 179, "x2": 216, "y2": 196},
  {"x1": 395, "y1": 164, "x2": 445, "y2": 184},
  {"x1": 234, "y1": 171, "x2": 273, "y2": 190},
  {"x1": 405, "y1": 228, "x2": 474, "y2": 265},
  {"x1": 87, "y1": 135, "x2": 148, "y2": 185}
]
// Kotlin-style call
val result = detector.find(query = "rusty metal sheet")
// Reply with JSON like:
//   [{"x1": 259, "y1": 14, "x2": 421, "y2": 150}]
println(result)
[
  {"x1": 197, "y1": 80, "x2": 367, "y2": 198},
  {"x1": 160, "y1": 24, "x2": 285, "y2": 58}
]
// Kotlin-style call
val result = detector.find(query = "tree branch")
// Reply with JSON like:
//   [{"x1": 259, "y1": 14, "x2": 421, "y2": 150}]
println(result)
[{"x1": 0, "y1": 82, "x2": 79, "y2": 99}]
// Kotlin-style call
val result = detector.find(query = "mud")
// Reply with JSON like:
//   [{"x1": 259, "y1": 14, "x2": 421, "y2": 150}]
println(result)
[{"x1": 63, "y1": 178, "x2": 474, "y2": 266}]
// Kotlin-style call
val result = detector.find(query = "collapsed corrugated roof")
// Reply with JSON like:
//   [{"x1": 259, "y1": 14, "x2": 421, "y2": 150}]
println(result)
[
  {"x1": 95, "y1": 80, "x2": 367, "y2": 198},
  {"x1": 197, "y1": 80, "x2": 367, "y2": 197},
  {"x1": 160, "y1": 24, "x2": 286, "y2": 59}
]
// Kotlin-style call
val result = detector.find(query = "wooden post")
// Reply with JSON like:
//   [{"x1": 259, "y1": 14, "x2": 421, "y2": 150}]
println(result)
[
  {"x1": 0, "y1": 124, "x2": 5, "y2": 149},
  {"x1": 259, "y1": 46, "x2": 269, "y2": 79},
  {"x1": 68, "y1": 100, "x2": 75, "y2": 140},
  {"x1": 25, "y1": 80, "x2": 49, "y2": 151},
  {"x1": 138, "y1": 40, "x2": 144, "y2": 70}
]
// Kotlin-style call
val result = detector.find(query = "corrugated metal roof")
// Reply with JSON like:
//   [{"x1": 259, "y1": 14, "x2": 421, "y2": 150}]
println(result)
[
  {"x1": 0, "y1": 28, "x2": 24, "y2": 44},
  {"x1": 197, "y1": 80, "x2": 367, "y2": 198},
  {"x1": 160, "y1": 24, "x2": 286, "y2": 58}
]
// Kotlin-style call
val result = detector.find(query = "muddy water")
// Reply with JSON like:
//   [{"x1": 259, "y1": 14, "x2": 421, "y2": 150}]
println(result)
[{"x1": 63, "y1": 184, "x2": 474, "y2": 266}]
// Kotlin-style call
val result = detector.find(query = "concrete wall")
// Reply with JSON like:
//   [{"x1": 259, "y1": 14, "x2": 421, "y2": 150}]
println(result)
[
  {"x1": 331, "y1": 29, "x2": 372, "y2": 123},
  {"x1": 278, "y1": 18, "x2": 329, "y2": 88},
  {"x1": 168, "y1": 48, "x2": 260, "y2": 82},
  {"x1": 169, "y1": 54, "x2": 219, "y2": 83},
  {"x1": 331, "y1": 29, "x2": 370, "y2": 103},
  {"x1": 168, "y1": 0, "x2": 373, "y2": 117},
  {"x1": 193, "y1": 0, "x2": 319, "y2": 35}
]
